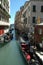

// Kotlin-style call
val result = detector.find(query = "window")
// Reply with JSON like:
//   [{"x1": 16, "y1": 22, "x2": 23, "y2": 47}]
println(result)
[
  {"x1": 32, "y1": 17, "x2": 36, "y2": 23},
  {"x1": 23, "y1": 12, "x2": 26, "y2": 17},
  {"x1": 33, "y1": 5, "x2": 36, "y2": 12},
  {"x1": 0, "y1": 15, "x2": 1, "y2": 20},
  {"x1": 38, "y1": 29, "x2": 42, "y2": 35},
  {"x1": 24, "y1": 18, "x2": 27, "y2": 24},
  {"x1": 23, "y1": 11, "x2": 26, "y2": 17},
  {"x1": 41, "y1": 6, "x2": 43, "y2": 12}
]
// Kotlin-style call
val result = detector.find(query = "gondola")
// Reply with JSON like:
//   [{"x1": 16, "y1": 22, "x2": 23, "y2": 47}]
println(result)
[
  {"x1": 18, "y1": 37, "x2": 41, "y2": 65},
  {"x1": 0, "y1": 31, "x2": 13, "y2": 45},
  {"x1": 4, "y1": 34, "x2": 10, "y2": 43}
]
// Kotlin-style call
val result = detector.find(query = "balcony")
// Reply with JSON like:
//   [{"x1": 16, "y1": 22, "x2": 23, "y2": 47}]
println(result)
[
  {"x1": 2, "y1": 3, "x2": 9, "y2": 14},
  {"x1": 0, "y1": 20, "x2": 10, "y2": 26},
  {"x1": 0, "y1": 5, "x2": 10, "y2": 18}
]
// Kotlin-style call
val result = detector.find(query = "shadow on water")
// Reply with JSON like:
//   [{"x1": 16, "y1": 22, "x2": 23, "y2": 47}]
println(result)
[
  {"x1": 0, "y1": 42, "x2": 8, "y2": 48},
  {"x1": 0, "y1": 40, "x2": 12, "y2": 48},
  {"x1": 0, "y1": 37, "x2": 12, "y2": 48}
]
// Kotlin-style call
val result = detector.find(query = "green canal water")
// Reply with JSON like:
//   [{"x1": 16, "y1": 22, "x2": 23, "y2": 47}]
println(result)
[{"x1": 0, "y1": 34, "x2": 27, "y2": 65}]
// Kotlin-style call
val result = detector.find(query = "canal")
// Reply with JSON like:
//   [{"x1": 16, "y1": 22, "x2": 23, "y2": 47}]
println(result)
[{"x1": 0, "y1": 31, "x2": 27, "y2": 65}]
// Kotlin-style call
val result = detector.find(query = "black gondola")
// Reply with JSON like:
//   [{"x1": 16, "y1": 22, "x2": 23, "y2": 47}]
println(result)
[
  {"x1": 18, "y1": 37, "x2": 41, "y2": 65},
  {"x1": 4, "y1": 34, "x2": 10, "y2": 43}
]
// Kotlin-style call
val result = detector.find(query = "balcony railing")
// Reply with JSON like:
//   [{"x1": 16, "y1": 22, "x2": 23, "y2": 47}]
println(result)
[
  {"x1": 0, "y1": 20, "x2": 10, "y2": 26},
  {"x1": 0, "y1": 0, "x2": 10, "y2": 17},
  {"x1": 0, "y1": 4, "x2": 10, "y2": 18}
]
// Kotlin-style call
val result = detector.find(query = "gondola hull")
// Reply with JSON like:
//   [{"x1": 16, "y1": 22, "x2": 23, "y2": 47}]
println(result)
[{"x1": 18, "y1": 37, "x2": 41, "y2": 65}]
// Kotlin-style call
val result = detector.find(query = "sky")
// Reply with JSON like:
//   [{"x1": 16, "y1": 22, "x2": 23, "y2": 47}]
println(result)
[{"x1": 10, "y1": 0, "x2": 28, "y2": 24}]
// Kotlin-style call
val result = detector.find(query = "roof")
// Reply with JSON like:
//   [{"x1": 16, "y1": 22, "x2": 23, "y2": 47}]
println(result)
[{"x1": 36, "y1": 23, "x2": 43, "y2": 26}]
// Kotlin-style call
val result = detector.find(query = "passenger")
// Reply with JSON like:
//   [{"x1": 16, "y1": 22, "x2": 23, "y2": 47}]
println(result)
[
  {"x1": 25, "y1": 52, "x2": 31, "y2": 61},
  {"x1": 29, "y1": 46, "x2": 34, "y2": 59},
  {"x1": 26, "y1": 54, "x2": 31, "y2": 61}
]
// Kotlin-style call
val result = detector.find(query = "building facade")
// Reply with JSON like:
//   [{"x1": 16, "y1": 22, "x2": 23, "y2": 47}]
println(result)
[
  {"x1": 21, "y1": 1, "x2": 29, "y2": 33},
  {"x1": 22, "y1": 0, "x2": 43, "y2": 33},
  {"x1": 15, "y1": 6, "x2": 24, "y2": 32},
  {"x1": 0, "y1": 0, "x2": 10, "y2": 35}
]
